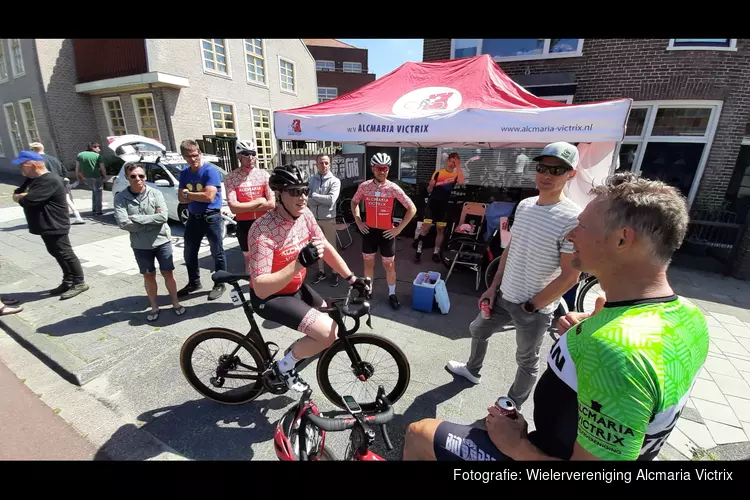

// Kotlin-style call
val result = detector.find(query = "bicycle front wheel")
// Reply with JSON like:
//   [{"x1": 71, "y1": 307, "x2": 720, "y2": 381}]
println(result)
[
  {"x1": 316, "y1": 333, "x2": 410, "y2": 412},
  {"x1": 180, "y1": 328, "x2": 267, "y2": 405},
  {"x1": 576, "y1": 277, "x2": 605, "y2": 314}
]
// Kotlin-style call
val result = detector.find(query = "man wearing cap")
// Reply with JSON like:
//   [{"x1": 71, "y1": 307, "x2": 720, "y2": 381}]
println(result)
[
  {"x1": 446, "y1": 141, "x2": 582, "y2": 410},
  {"x1": 11, "y1": 151, "x2": 89, "y2": 300},
  {"x1": 29, "y1": 141, "x2": 85, "y2": 225}
]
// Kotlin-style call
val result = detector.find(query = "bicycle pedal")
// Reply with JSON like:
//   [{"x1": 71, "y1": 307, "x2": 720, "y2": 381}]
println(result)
[{"x1": 261, "y1": 369, "x2": 289, "y2": 395}]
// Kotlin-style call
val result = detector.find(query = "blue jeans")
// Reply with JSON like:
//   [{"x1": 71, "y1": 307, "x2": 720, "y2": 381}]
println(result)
[{"x1": 183, "y1": 211, "x2": 226, "y2": 285}]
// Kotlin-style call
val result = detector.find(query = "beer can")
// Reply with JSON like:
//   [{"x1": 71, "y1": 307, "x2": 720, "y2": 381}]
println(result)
[
  {"x1": 480, "y1": 299, "x2": 491, "y2": 319},
  {"x1": 495, "y1": 396, "x2": 518, "y2": 419}
]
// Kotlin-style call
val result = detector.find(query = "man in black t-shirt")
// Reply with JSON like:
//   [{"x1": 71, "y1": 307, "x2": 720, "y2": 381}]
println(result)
[
  {"x1": 12, "y1": 151, "x2": 89, "y2": 300},
  {"x1": 29, "y1": 142, "x2": 84, "y2": 224}
]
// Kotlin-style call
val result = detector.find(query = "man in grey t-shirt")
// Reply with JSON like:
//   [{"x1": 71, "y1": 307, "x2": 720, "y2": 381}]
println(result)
[{"x1": 446, "y1": 142, "x2": 583, "y2": 409}]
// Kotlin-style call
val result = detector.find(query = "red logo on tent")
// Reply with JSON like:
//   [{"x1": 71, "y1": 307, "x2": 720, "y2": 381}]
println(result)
[
  {"x1": 288, "y1": 119, "x2": 302, "y2": 134},
  {"x1": 405, "y1": 92, "x2": 454, "y2": 111}
]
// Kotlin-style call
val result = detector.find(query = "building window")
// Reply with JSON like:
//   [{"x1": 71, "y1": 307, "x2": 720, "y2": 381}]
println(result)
[
  {"x1": 451, "y1": 38, "x2": 584, "y2": 62},
  {"x1": 724, "y1": 125, "x2": 750, "y2": 222},
  {"x1": 201, "y1": 39, "x2": 230, "y2": 76},
  {"x1": 620, "y1": 101, "x2": 722, "y2": 205},
  {"x1": 244, "y1": 39, "x2": 265, "y2": 85},
  {"x1": 668, "y1": 39, "x2": 737, "y2": 51},
  {"x1": 317, "y1": 87, "x2": 337, "y2": 103},
  {"x1": 210, "y1": 101, "x2": 236, "y2": 136},
  {"x1": 102, "y1": 97, "x2": 127, "y2": 136},
  {"x1": 0, "y1": 137, "x2": 5, "y2": 158},
  {"x1": 316, "y1": 60, "x2": 335, "y2": 72},
  {"x1": 399, "y1": 147, "x2": 418, "y2": 184},
  {"x1": 132, "y1": 93, "x2": 160, "y2": 140},
  {"x1": 18, "y1": 99, "x2": 39, "y2": 144},
  {"x1": 3, "y1": 102, "x2": 24, "y2": 156},
  {"x1": 343, "y1": 62, "x2": 362, "y2": 73},
  {"x1": 10, "y1": 39, "x2": 24, "y2": 77},
  {"x1": 0, "y1": 40, "x2": 8, "y2": 83},
  {"x1": 279, "y1": 57, "x2": 296, "y2": 93},
  {"x1": 543, "y1": 95, "x2": 574, "y2": 104},
  {"x1": 251, "y1": 107, "x2": 273, "y2": 169}
]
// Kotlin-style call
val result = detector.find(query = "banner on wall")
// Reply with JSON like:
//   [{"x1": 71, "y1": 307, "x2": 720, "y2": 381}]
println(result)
[{"x1": 280, "y1": 152, "x2": 365, "y2": 189}]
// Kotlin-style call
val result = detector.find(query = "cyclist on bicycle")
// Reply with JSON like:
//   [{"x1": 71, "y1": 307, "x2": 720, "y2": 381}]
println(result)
[
  {"x1": 224, "y1": 139, "x2": 275, "y2": 271},
  {"x1": 413, "y1": 152, "x2": 465, "y2": 263},
  {"x1": 247, "y1": 165, "x2": 370, "y2": 393},
  {"x1": 351, "y1": 152, "x2": 417, "y2": 310}
]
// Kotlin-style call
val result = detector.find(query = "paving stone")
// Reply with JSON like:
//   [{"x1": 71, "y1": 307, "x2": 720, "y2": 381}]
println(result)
[
  {"x1": 704, "y1": 356, "x2": 743, "y2": 379},
  {"x1": 692, "y1": 398, "x2": 742, "y2": 427},
  {"x1": 697, "y1": 367, "x2": 713, "y2": 381},
  {"x1": 690, "y1": 378, "x2": 728, "y2": 405},
  {"x1": 713, "y1": 339, "x2": 750, "y2": 358},
  {"x1": 709, "y1": 324, "x2": 736, "y2": 341},
  {"x1": 711, "y1": 313, "x2": 746, "y2": 327},
  {"x1": 728, "y1": 357, "x2": 750, "y2": 373},
  {"x1": 725, "y1": 323, "x2": 750, "y2": 339},
  {"x1": 725, "y1": 395, "x2": 750, "y2": 423},
  {"x1": 666, "y1": 426, "x2": 698, "y2": 458},
  {"x1": 710, "y1": 372, "x2": 750, "y2": 400},
  {"x1": 704, "y1": 420, "x2": 749, "y2": 445},
  {"x1": 676, "y1": 419, "x2": 716, "y2": 450}
]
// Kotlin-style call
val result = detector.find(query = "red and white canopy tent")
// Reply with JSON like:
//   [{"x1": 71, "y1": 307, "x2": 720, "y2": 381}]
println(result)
[{"x1": 274, "y1": 54, "x2": 633, "y2": 207}]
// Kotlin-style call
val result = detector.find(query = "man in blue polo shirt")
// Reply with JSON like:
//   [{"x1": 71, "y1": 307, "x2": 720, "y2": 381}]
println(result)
[{"x1": 177, "y1": 140, "x2": 227, "y2": 301}]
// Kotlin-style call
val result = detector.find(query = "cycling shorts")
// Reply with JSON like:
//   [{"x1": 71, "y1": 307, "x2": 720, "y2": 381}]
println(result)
[
  {"x1": 433, "y1": 421, "x2": 511, "y2": 461},
  {"x1": 250, "y1": 283, "x2": 325, "y2": 335},
  {"x1": 362, "y1": 227, "x2": 395, "y2": 257},
  {"x1": 236, "y1": 219, "x2": 255, "y2": 252},
  {"x1": 424, "y1": 199, "x2": 449, "y2": 227}
]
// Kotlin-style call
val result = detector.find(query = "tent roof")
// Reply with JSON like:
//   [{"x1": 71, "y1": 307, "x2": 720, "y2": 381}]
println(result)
[{"x1": 274, "y1": 54, "x2": 632, "y2": 147}]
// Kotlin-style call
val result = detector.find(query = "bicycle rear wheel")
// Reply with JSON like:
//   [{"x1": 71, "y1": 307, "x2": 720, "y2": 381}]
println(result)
[
  {"x1": 484, "y1": 256, "x2": 500, "y2": 290},
  {"x1": 180, "y1": 328, "x2": 267, "y2": 405},
  {"x1": 575, "y1": 277, "x2": 605, "y2": 314},
  {"x1": 316, "y1": 333, "x2": 410, "y2": 412}
]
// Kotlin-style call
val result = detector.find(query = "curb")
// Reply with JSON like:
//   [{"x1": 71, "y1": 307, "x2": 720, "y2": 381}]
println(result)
[{"x1": 0, "y1": 314, "x2": 87, "y2": 386}]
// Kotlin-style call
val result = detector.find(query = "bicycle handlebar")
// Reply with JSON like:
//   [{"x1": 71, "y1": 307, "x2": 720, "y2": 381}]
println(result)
[
  {"x1": 305, "y1": 404, "x2": 394, "y2": 432},
  {"x1": 317, "y1": 277, "x2": 373, "y2": 336}
]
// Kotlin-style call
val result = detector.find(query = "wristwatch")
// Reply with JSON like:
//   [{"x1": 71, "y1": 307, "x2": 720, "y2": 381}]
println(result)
[{"x1": 523, "y1": 300, "x2": 537, "y2": 313}]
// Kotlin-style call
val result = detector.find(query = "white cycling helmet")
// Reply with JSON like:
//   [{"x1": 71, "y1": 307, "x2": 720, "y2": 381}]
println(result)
[
  {"x1": 236, "y1": 139, "x2": 257, "y2": 153},
  {"x1": 370, "y1": 152, "x2": 391, "y2": 167}
]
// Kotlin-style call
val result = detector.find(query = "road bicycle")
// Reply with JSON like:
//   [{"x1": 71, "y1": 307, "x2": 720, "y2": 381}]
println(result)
[
  {"x1": 179, "y1": 271, "x2": 411, "y2": 412},
  {"x1": 274, "y1": 384, "x2": 395, "y2": 461}
]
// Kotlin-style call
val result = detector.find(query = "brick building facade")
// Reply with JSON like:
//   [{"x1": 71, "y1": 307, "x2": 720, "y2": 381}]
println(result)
[
  {"x1": 303, "y1": 39, "x2": 376, "y2": 103},
  {"x1": 0, "y1": 39, "x2": 317, "y2": 173},
  {"x1": 422, "y1": 38, "x2": 750, "y2": 279}
]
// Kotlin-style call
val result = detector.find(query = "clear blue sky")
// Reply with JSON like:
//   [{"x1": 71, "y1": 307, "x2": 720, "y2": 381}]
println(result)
[{"x1": 339, "y1": 39, "x2": 423, "y2": 79}]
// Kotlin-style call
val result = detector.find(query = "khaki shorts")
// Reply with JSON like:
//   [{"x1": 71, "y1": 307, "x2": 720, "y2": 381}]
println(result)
[{"x1": 316, "y1": 218, "x2": 337, "y2": 249}]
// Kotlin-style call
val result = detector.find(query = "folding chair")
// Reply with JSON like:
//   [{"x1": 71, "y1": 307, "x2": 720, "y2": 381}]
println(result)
[
  {"x1": 444, "y1": 202, "x2": 487, "y2": 290},
  {"x1": 334, "y1": 197, "x2": 354, "y2": 250}
]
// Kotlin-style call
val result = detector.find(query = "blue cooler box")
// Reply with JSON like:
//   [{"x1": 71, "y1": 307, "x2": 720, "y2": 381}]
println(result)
[{"x1": 412, "y1": 271, "x2": 441, "y2": 312}]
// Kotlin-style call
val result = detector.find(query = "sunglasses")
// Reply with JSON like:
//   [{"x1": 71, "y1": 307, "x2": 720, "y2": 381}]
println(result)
[
  {"x1": 239, "y1": 151, "x2": 257, "y2": 157},
  {"x1": 129, "y1": 174, "x2": 146, "y2": 180},
  {"x1": 285, "y1": 186, "x2": 309, "y2": 197},
  {"x1": 373, "y1": 166, "x2": 389, "y2": 172},
  {"x1": 536, "y1": 163, "x2": 573, "y2": 176}
]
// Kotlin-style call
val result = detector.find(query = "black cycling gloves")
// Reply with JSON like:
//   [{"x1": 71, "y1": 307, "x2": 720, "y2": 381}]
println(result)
[{"x1": 298, "y1": 242, "x2": 320, "y2": 267}]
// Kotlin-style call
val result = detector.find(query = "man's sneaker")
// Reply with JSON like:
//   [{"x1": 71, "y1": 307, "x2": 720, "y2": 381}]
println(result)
[
  {"x1": 208, "y1": 283, "x2": 226, "y2": 301},
  {"x1": 432, "y1": 253, "x2": 441, "y2": 263},
  {"x1": 414, "y1": 251, "x2": 422, "y2": 263},
  {"x1": 177, "y1": 282, "x2": 202, "y2": 298},
  {"x1": 60, "y1": 283, "x2": 90, "y2": 300},
  {"x1": 445, "y1": 360, "x2": 481, "y2": 384},
  {"x1": 389, "y1": 294, "x2": 401, "y2": 310},
  {"x1": 312, "y1": 271, "x2": 326, "y2": 284},
  {"x1": 49, "y1": 282, "x2": 72, "y2": 296},
  {"x1": 329, "y1": 273, "x2": 340, "y2": 287}
]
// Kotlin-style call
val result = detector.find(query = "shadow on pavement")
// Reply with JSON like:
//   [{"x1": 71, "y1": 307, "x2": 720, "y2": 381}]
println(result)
[
  {"x1": 37, "y1": 294, "x2": 237, "y2": 336},
  {"x1": 95, "y1": 396, "x2": 296, "y2": 460},
  {"x1": 0, "y1": 223, "x2": 29, "y2": 232},
  {"x1": 0, "y1": 289, "x2": 55, "y2": 306}
]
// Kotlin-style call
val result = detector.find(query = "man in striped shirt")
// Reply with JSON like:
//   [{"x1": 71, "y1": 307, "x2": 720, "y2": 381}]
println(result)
[{"x1": 446, "y1": 142, "x2": 582, "y2": 410}]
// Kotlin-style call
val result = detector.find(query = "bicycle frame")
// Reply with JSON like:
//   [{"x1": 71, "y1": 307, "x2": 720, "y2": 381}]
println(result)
[{"x1": 212, "y1": 278, "x2": 373, "y2": 387}]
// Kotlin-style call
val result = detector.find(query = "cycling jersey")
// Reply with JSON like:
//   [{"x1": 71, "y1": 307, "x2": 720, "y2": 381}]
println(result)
[
  {"x1": 531, "y1": 296, "x2": 709, "y2": 461},
  {"x1": 352, "y1": 179, "x2": 415, "y2": 230},
  {"x1": 224, "y1": 166, "x2": 273, "y2": 221},
  {"x1": 247, "y1": 208, "x2": 324, "y2": 295},
  {"x1": 429, "y1": 168, "x2": 459, "y2": 202}
]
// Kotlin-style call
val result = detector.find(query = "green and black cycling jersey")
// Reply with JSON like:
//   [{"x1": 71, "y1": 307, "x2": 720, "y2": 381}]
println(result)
[{"x1": 530, "y1": 295, "x2": 709, "y2": 460}]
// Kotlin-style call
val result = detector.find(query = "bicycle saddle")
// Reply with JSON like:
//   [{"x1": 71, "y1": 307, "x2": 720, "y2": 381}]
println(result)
[{"x1": 212, "y1": 270, "x2": 250, "y2": 284}]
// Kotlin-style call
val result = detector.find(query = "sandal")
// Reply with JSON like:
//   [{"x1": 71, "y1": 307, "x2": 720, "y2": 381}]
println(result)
[
  {"x1": 173, "y1": 305, "x2": 186, "y2": 316},
  {"x1": 2, "y1": 298, "x2": 19, "y2": 306},
  {"x1": 147, "y1": 309, "x2": 160, "y2": 322},
  {"x1": 0, "y1": 304, "x2": 23, "y2": 316}
]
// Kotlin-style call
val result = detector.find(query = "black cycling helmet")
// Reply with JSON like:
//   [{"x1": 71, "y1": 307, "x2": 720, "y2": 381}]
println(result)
[{"x1": 269, "y1": 164, "x2": 309, "y2": 192}]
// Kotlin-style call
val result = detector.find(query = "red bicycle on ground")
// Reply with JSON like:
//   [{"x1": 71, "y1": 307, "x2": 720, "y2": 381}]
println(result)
[{"x1": 274, "y1": 384, "x2": 395, "y2": 461}]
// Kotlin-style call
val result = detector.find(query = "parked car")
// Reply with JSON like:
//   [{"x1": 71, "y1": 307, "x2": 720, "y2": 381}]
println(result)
[{"x1": 109, "y1": 135, "x2": 237, "y2": 237}]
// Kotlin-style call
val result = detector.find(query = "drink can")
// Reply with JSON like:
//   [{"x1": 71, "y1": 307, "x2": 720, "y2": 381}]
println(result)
[
  {"x1": 495, "y1": 396, "x2": 518, "y2": 419},
  {"x1": 480, "y1": 299, "x2": 491, "y2": 319}
]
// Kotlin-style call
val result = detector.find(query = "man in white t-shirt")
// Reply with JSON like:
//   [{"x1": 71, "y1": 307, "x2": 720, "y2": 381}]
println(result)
[{"x1": 446, "y1": 142, "x2": 583, "y2": 409}]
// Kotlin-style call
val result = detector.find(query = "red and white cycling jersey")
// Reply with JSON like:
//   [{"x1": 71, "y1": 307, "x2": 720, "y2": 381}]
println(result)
[
  {"x1": 224, "y1": 166, "x2": 274, "y2": 221},
  {"x1": 247, "y1": 208, "x2": 324, "y2": 295},
  {"x1": 352, "y1": 179, "x2": 415, "y2": 230}
]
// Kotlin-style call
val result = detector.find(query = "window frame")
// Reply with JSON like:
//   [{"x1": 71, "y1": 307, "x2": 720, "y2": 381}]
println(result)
[
  {"x1": 543, "y1": 95, "x2": 574, "y2": 104},
  {"x1": 101, "y1": 96, "x2": 128, "y2": 136},
  {"x1": 250, "y1": 106, "x2": 275, "y2": 169},
  {"x1": 3, "y1": 102, "x2": 23, "y2": 157},
  {"x1": 200, "y1": 39, "x2": 232, "y2": 79},
  {"x1": 343, "y1": 61, "x2": 362, "y2": 73},
  {"x1": 620, "y1": 99, "x2": 724, "y2": 206},
  {"x1": 207, "y1": 98, "x2": 238, "y2": 137},
  {"x1": 18, "y1": 98, "x2": 39, "y2": 145},
  {"x1": 278, "y1": 56, "x2": 297, "y2": 95},
  {"x1": 244, "y1": 38, "x2": 267, "y2": 88},
  {"x1": 316, "y1": 60, "x2": 335, "y2": 72},
  {"x1": 667, "y1": 39, "x2": 737, "y2": 51},
  {"x1": 317, "y1": 87, "x2": 338, "y2": 103},
  {"x1": 0, "y1": 39, "x2": 8, "y2": 84},
  {"x1": 450, "y1": 38, "x2": 585, "y2": 62},
  {"x1": 9, "y1": 38, "x2": 24, "y2": 78},
  {"x1": 131, "y1": 92, "x2": 161, "y2": 141}
]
